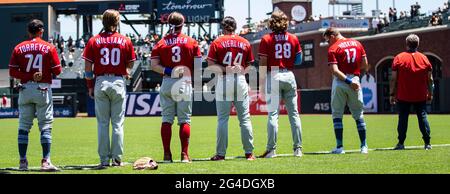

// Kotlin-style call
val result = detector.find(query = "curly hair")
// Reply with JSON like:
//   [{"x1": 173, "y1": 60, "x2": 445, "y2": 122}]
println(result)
[{"x1": 269, "y1": 10, "x2": 289, "y2": 33}]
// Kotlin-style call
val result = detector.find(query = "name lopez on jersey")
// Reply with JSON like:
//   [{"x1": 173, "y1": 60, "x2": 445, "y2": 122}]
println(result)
[
  {"x1": 95, "y1": 36, "x2": 126, "y2": 46},
  {"x1": 18, "y1": 43, "x2": 50, "y2": 54}
]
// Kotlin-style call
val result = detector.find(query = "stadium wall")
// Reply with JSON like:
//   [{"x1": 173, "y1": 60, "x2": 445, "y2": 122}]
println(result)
[
  {"x1": 250, "y1": 25, "x2": 450, "y2": 113},
  {"x1": 0, "y1": 5, "x2": 50, "y2": 69}
]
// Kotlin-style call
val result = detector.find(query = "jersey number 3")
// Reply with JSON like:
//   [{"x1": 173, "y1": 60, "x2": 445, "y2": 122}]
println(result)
[{"x1": 172, "y1": 46, "x2": 181, "y2": 63}]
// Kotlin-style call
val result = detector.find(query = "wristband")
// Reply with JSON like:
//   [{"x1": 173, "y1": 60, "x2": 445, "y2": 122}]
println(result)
[
  {"x1": 164, "y1": 67, "x2": 173, "y2": 76},
  {"x1": 344, "y1": 77, "x2": 352, "y2": 85},
  {"x1": 84, "y1": 71, "x2": 94, "y2": 79}
]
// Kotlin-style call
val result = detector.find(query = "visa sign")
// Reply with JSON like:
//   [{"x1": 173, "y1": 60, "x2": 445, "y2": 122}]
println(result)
[{"x1": 126, "y1": 93, "x2": 162, "y2": 116}]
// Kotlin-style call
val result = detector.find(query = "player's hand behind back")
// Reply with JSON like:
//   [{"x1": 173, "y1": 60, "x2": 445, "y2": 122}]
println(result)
[
  {"x1": 33, "y1": 72, "x2": 43, "y2": 82},
  {"x1": 350, "y1": 81, "x2": 360, "y2": 91},
  {"x1": 171, "y1": 66, "x2": 185, "y2": 78}
]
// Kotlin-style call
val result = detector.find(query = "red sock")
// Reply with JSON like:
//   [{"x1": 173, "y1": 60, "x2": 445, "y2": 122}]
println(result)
[
  {"x1": 179, "y1": 123, "x2": 191, "y2": 155},
  {"x1": 161, "y1": 122, "x2": 172, "y2": 154}
]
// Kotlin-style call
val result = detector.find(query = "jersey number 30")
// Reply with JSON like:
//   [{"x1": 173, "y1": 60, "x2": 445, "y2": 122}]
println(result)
[{"x1": 100, "y1": 48, "x2": 121, "y2": 66}]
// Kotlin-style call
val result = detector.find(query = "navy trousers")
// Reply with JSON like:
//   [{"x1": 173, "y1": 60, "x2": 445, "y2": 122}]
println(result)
[{"x1": 396, "y1": 100, "x2": 431, "y2": 145}]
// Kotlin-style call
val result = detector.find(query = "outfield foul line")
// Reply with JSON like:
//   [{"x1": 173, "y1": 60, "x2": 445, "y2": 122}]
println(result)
[{"x1": 1, "y1": 144, "x2": 449, "y2": 171}]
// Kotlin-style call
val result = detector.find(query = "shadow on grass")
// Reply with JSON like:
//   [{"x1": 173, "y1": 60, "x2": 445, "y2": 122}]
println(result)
[
  {"x1": 0, "y1": 168, "x2": 61, "y2": 172},
  {"x1": 61, "y1": 164, "x2": 108, "y2": 171}
]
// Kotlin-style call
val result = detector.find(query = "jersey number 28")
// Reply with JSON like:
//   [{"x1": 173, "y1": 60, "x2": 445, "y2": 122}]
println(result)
[{"x1": 275, "y1": 43, "x2": 291, "y2": 59}]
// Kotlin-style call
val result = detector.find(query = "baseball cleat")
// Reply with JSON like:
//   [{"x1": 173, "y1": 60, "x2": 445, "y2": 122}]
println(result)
[
  {"x1": 260, "y1": 150, "x2": 277, "y2": 158},
  {"x1": 331, "y1": 147, "x2": 345, "y2": 154},
  {"x1": 245, "y1": 153, "x2": 256, "y2": 161},
  {"x1": 163, "y1": 152, "x2": 173, "y2": 163},
  {"x1": 294, "y1": 148, "x2": 303, "y2": 157},
  {"x1": 210, "y1": 155, "x2": 225, "y2": 161},
  {"x1": 112, "y1": 159, "x2": 123, "y2": 167},
  {"x1": 393, "y1": 144, "x2": 405, "y2": 150},
  {"x1": 424, "y1": 144, "x2": 432, "y2": 150},
  {"x1": 41, "y1": 158, "x2": 59, "y2": 172},
  {"x1": 97, "y1": 161, "x2": 110, "y2": 169},
  {"x1": 19, "y1": 159, "x2": 28, "y2": 171},
  {"x1": 181, "y1": 152, "x2": 191, "y2": 163},
  {"x1": 360, "y1": 146, "x2": 369, "y2": 154}
]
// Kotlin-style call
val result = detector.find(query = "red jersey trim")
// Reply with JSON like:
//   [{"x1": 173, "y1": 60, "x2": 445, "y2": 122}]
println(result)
[
  {"x1": 194, "y1": 56, "x2": 203, "y2": 58},
  {"x1": 9, "y1": 64, "x2": 19, "y2": 67},
  {"x1": 52, "y1": 65, "x2": 61, "y2": 69},
  {"x1": 258, "y1": 53, "x2": 269, "y2": 56},
  {"x1": 128, "y1": 58, "x2": 137, "y2": 62},
  {"x1": 150, "y1": 56, "x2": 160, "y2": 59},
  {"x1": 82, "y1": 56, "x2": 94, "y2": 63}
]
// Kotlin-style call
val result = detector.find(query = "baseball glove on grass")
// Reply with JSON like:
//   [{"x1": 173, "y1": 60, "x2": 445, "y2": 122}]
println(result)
[{"x1": 133, "y1": 157, "x2": 158, "y2": 170}]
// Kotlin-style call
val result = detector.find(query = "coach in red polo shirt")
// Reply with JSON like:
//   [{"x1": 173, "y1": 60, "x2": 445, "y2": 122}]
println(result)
[{"x1": 389, "y1": 34, "x2": 434, "y2": 150}]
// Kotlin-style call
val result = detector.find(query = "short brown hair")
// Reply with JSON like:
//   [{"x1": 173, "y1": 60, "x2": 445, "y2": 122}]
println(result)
[
  {"x1": 27, "y1": 19, "x2": 44, "y2": 34},
  {"x1": 221, "y1": 16, "x2": 237, "y2": 32},
  {"x1": 102, "y1": 9, "x2": 120, "y2": 32},
  {"x1": 168, "y1": 12, "x2": 185, "y2": 31},
  {"x1": 269, "y1": 11, "x2": 289, "y2": 33},
  {"x1": 406, "y1": 34, "x2": 420, "y2": 50},
  {"x1": 323, "y1": 27, "x2": 340, "y2": 37}
]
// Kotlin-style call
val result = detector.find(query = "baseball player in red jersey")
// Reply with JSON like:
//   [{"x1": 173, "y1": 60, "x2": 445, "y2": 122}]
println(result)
[
  {"x1": 9, "y1": 19, "x2": 62, "y2": 171},
  {"x1": 323, "y1": 28, "x2": 370, "y2": 154},
  {"x1": 83, "y1": 10, "x2": 136, "y2": 167},
  {"x1": 258, "y1": 11, "x2": 303, "y2": 158},
  {"x1": 208, "y1": 16, "x2": 256, "y2": 161},
  {"x1": 151, "y1": 12, "x2": 202, "y2": 163}
]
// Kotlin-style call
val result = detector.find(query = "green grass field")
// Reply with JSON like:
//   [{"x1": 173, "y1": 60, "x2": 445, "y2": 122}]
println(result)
[{"x1": 0, "y1": 115, "x2": 449, "y2": 174}]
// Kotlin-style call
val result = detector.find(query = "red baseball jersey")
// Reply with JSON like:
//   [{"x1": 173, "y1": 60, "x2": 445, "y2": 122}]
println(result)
[
  {"x1": 151, "y1": 33, "x2": 201, "y2": 70},
  {"x1": 327, "y1": 38, "x2": 366, "y2": 76},
  {"x1": 207, "y1": 34, "x2": 254, "y2": 68},
  {"x1": 392, "y1": 51, "x2": 432, "y2": 102},
  {"x1": 9, "y1": 37, "x2": 61, "y2": 84},
  {"x1": 258, "y1": 32, "x2": 301, "y2": 70},
  {"x1": 83, "y1": 32, "x2": 136, "y2": 76}
]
